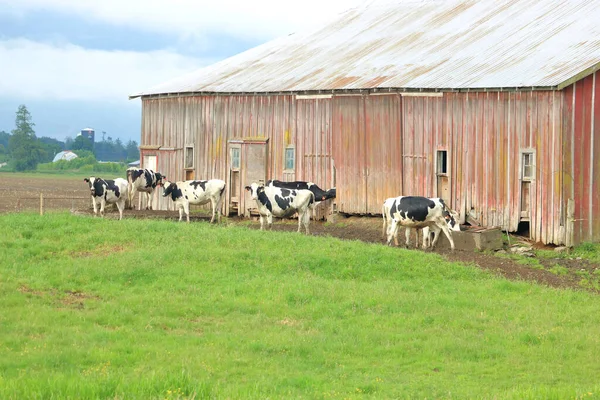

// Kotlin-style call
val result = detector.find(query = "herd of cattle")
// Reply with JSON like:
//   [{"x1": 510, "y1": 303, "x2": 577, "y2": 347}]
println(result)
[{"x1": 83, "y1": 168, "x2": 461, "y2": 250}]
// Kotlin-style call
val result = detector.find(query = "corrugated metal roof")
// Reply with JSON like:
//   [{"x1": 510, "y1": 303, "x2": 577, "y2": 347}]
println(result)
[{"x1": 130, "y1": 0, "x2": 600, "y2": 97}]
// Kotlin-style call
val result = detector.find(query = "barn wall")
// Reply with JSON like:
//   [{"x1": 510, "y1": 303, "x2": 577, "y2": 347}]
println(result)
[
  {"x1": 140, "y1": 95, "x2": 336, "y2": 216},
  {"x1": 330, "y1": 91, "x2": 567, "y2": 245},
  {"x1": 140, "y1": 76, "x2": 600, "y2": 245},
  {"x1": 563, "y1": 70, "x2": 600, "y2": 245}
]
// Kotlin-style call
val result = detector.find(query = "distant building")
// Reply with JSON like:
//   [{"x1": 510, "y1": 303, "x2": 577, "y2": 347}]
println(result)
[
  {"x1": 52, "y1": 150, "x2": 78, "y2": 163},
  {"x1": 128, "y1": 160, "x2": 140, "y2": 167},
  {"x1": 79, "y1": 128, "x2": 95, "y2": 143}
]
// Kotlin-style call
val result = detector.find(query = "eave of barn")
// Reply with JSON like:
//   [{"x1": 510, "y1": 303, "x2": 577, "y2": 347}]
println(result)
[{"x1": 137, "y1": 70, "x2": 600, "y2": 246}]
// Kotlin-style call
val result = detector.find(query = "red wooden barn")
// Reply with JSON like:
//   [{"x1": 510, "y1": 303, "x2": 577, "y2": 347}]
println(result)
[{"x1": 130, "y1": 0, "x2": 600, "y2": 246}]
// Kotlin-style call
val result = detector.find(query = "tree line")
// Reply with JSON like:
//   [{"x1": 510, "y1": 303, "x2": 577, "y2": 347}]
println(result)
[{"x1": 0, "y1": 105, "x2": 139, "y2": 171}]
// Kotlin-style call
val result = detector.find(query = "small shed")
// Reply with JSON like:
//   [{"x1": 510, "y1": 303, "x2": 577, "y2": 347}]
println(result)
[
  {"x1": 130, "y1": 0, "x2": 600, "y2": 246},
  {"x1": 52, "y1": 150, "x2": 78, "y2": 163}
]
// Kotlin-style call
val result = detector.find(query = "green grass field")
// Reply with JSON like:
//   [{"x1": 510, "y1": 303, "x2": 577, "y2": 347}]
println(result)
[{"x1": 1, "y1": 212, "x2": 600, "y2": 399}]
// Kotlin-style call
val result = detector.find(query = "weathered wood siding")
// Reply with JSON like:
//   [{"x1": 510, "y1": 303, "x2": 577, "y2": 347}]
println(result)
[
  {"x1": 139, "y1": 71, "x2": 600, "y2": 244},
  {"x1": 563, "y1": 71, "x2": 600, "y2": 244}
]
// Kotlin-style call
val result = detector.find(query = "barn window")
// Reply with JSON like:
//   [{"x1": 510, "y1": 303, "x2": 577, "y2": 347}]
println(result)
[
  {"x1": 285, "y1": 146, "x2": 295, "y2": 171},
  {"x1": 185, "y1": 146, "x2": 194, "y2": 169},
  {"x1": 521, "y1": 152, "x2": 535, "y2": 181},
  {"x1": 231, "y1": 148, "x2": 240, "y2": 169},
  {"x1": 437, "y1": 150, "x2": 448, "y2": 175}
]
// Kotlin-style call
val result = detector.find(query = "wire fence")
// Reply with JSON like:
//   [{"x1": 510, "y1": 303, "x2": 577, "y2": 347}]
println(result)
[{"x1": 8, "y1": 193, "x2": 92, "y2": 214}]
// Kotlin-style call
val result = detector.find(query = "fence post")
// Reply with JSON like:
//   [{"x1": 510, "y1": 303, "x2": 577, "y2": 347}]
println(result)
[{"x1": 40, "y1": 193, "x2": 44, "y2": 216}]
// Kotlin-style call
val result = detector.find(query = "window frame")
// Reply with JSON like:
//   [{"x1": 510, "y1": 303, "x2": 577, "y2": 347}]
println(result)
[
  {"x1": 284, "y1": 146, "x2": 295, "y2": 172},
  {"x1": 520, "y1": 149, "x2": 536, "y2": 182},
  {"x1": 436, "y1": 149, "x2": 448, "y2": 176},
  {"x1": 184, "y1": 146, "x2": 194, "y2": 169},
  {"x1": 230, "y1": 147, "x2": 241, "y2": 171}
]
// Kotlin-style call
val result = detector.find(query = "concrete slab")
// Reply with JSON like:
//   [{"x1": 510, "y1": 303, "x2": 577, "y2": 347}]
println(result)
[{"x1": 429, "y1": 226, "x2": 504, "y2": 251}]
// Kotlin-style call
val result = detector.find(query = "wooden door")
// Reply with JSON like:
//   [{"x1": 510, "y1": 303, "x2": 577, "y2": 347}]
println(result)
[{"x1": 227, "y1": 142, "x2": 242, "y2": 215}]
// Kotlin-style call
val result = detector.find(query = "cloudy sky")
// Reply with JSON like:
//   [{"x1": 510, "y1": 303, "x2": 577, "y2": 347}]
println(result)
[{"x1": 0, "y1": 0, "x2": 362, "y2": 142}]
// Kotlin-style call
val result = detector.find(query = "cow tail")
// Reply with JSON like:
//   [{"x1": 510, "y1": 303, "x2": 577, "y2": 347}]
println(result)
[
  {"x1": 217, "y1": 183, "x2": 226, "y2": 215},
  {"x1": 382, "y1": 203, "x2": 387, "y2": 239}
]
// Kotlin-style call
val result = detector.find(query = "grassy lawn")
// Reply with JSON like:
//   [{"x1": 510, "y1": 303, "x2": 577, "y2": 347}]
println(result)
[{"x1": 1, "y1": 213, "x2": 600, "y2": 399}]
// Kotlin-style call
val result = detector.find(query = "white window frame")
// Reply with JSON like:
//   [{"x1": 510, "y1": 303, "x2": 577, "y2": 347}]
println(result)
[
  {"x1": 520, "y1": 149, "x2": 536, "y2": 182},
  {"x1": 284, "y1": 146, "x2": 295, "y2": 172}
]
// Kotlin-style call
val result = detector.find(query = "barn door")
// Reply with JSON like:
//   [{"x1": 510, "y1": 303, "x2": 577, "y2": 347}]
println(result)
[
  {"x1": 519, "y1": 150, "x2": 535, "y2": 223},
  {"x1": 226, "y1": 141, "x2": 242, "y2": 216},
  {"x1": 140, "y1": 154, "x2": 158, "y2": 210},
  {"x1": 227, "y1": 138, "x2": 269, "y2": 217},
  {"x1": 436, "y1": 149, "x2": 450, "y2": 204},
  {"x1": 401, "y1": 97, "x2": 428, "y2": 196}
]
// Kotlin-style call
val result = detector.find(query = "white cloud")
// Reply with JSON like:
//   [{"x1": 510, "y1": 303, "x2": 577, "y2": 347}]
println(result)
[
  {"x1": 0, "y1": 0, "x2": 365, "y2": 41},
  {"x1": 0, "y1": 38, "x2": 212, "y2": 102}
]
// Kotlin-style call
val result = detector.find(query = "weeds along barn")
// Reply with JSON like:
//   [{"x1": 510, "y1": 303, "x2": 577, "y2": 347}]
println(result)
[{"x1": 129, "y1": 0, "x2": 600, "y2": 246}]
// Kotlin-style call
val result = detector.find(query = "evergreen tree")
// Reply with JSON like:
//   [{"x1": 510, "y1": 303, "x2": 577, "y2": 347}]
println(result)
[
  {"x1": 0, "y1": 130, "x2": 9, "y2": 149},
  {"x1": 126, "y1": 140, "x2": 139, "y2": 162},
  {"x1": 8, "y1": 105, "x2": 43, "y2": 171},
  {"x1": 72, "y1": 134, "x2": 94, "y2": 152}
]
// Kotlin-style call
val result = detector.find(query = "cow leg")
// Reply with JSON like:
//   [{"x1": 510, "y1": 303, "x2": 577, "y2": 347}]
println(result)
[
  {"x1": 215, "y1": 191, "x2": 225, "y2": 224},
  {"x1": 259, "y1": 215, "x2": 266, "y2": 231},
  {"x1": 147, "y1": 191, "x2": 153, "y2": 210},
  {"x1": 177, "y1": 203, "x2": 184, "y2": 222},
  {"x1": 184, "y1": 202, "x2": 190, "y2": 223},
  {"x1": 91, "y1": 196, "x2": 98, "y2": 216},
  {"x1": 129, "y1": 187, "x2": 136, "y2": 210},
  {"x1": 145, "y1": 193, "x2": 150, "y2": 210},
  {"x1": 297, "y1": 211, "x2": 303, "y2": 233},
  {"x1": 209, "y1": 197, "x2": 217, "y2": 223},
  {"x1": 99, "y1": 199, "x2": 106, "y2": 218},
  {"x1": 404, "y1": 228, "x2": 411, "y2": 248},
  {"x1": 434, "y1": 221, "x2": 455, "y2": 251},
  {"x1": 116, "y1": 199, "x2": 125, "y2": 220},
  {"x1": 303, "y1": 209, "x2": 311, "y2": 235},
  {"x1": 387, "y1": 219, "x2": 398, "y2": 246},
  {"x1": 413, "y1": 228, "x2": 420, "y2": 249},
  {"x1": 422, "y1": 227, "x2": 430, "y2": 249},
  {"x1": 267, "y1": 214, "x2": 273, "y2": 230},
  {"x1": 385, "y1": 222, "x2": 399, "y2": 246}
]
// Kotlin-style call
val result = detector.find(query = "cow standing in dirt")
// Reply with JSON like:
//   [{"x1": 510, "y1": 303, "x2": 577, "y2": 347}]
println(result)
[
  {"x1": 126, "y1": 168, "x2": 166, "y2": 210},
  {"x1": 162, "y1": 179, "x2": 226, "y2": 223},
  {"x1": 245, "y1": 182, "x2": 315, "y2": 234},
  {"x1": 382, "y1": 196, "x2": 459, "y2": 250},
  {"x1": 84, "y1": 177, "x2": 129, "y2": 220}
]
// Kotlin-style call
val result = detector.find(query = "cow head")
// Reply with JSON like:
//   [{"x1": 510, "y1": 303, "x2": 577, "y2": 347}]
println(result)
[
  {"x1": 244, "y1": 182, "x2": 264, "y2": 200},
  {"x1": 444, "y1": 210, "x2": 461, "y2": 231},
  {"x1": 155, "y1": 172, "x2": 166, "y2": 187},
  {"x1": 162, "y1": 180, "x2": 175, "y2": 197},
  {"x1": 84, "y1": 177, "x2": 98, "y2": 196}
]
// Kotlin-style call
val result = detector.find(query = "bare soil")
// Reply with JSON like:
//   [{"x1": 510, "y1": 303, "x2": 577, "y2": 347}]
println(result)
[{"x1": 2, "y1": 174, "x2": 598, "y2": 294}]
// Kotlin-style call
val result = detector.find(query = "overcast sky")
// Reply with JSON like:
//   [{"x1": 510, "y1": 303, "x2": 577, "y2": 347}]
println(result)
[{"x1": 0, "y1": 0, "x2": 363, "y2": 142}]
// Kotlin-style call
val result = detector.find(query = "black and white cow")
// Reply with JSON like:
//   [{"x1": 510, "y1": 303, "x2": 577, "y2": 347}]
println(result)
[
  {"x1": 382, "y1": 196, "x2": 459, "y2": 250},
  {"x1": 126, "y1": 167, "x2": 166, "y2": 210},
  {"x1": 245, "y1": 182, "x2": 315, "y2": 234},
  {"x1": 83, "y1": 177, "x2": 129, "y2": 220},
  {"x1": 266, "y1": 180, "x2": 336, "y2": 202},
  {"x1": 162, "y1": 179, "x2": 226, "y2": 223},
  {"x1": 382, "y1": 197, "x2": 461, "y2": 249}
]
